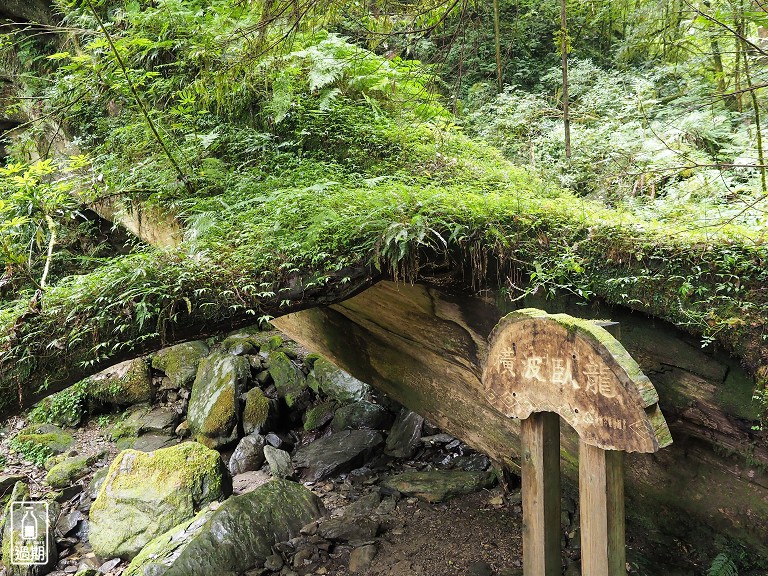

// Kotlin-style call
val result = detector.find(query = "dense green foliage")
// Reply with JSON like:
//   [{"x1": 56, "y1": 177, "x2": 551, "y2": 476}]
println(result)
[{"x1": 0, "y1": 0, "x2": 767, "y2": 432}]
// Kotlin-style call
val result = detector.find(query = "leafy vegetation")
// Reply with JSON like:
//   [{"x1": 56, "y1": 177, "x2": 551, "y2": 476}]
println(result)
[{"x1": 0, "y1": 0, "x2": 767, "y2": 425}]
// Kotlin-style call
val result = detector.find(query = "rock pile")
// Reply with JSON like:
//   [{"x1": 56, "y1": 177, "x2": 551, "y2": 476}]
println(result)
[{"x1": 0, "y1": 327, "x2": 541, "y2": 576}]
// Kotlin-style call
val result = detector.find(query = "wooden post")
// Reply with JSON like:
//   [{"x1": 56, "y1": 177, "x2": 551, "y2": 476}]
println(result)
[
  {"x1": 521, "y1": 412, "x2": 561, "y2": 576},
  {"x1": 579, "y1": 441, "x2": 625, "y2": 576}
]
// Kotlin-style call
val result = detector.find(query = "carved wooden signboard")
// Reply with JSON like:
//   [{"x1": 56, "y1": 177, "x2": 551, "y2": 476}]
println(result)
[
  {"x1": 482, "y1": 308, "x2": 672, "y2": 576},
  {"x1": 483, "y1": 308, "x2": 671, "y2": 453}
]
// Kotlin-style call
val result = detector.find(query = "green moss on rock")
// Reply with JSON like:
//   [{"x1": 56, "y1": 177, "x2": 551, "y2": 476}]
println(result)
[
  {"x1": 123, "y1": 480, "x2": 325, "y2": 576},
  {"x1": 89, "y1": 442, "x2": 230, "y2": 560},
  {"x1": 188, "y1": 352, "x2": 249, "y2": 448},
  {"x1": 90, "y1": 357, "x2": 152, "y2": 405},
  {"x1": 303, "y1": 402, "x2": 337, "y2": 431},
  {"x1": 268, "y1": 351, "x2": 307, "y2": 407},
  {"x1": 243, "y1": 387, "x2": 271, "y2": 434},
  {"x1": 45, "y1": 452, "x2": 103, "y2": 488},
  {"x1": 152, "y1": 341, "x2": 210, "y2": 389}
]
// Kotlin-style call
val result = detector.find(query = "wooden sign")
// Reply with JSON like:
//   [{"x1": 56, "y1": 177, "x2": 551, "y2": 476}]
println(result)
[{"x1": 483, "y1": 308, "x2": 671, "y2": 453}]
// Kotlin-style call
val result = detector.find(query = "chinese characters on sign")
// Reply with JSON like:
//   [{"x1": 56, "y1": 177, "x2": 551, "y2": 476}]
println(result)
[{"x1": 497, "y1": 350, "x2": 617, "y2": 398}]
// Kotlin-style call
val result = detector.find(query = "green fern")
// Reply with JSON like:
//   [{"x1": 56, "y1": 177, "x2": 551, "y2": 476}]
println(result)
[{"x1": 708, "y1": 553, "x2": 738, "y2": 576}]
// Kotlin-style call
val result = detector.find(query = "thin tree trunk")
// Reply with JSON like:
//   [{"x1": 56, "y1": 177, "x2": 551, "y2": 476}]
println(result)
[
  {"x1": 742, "y1": 38, "x2": 767, "y2": 193},
  {"x1": 560, "y1": 0, "x2": 571, "y2": 158},
  {"x1": 493, "y1": 0, "x2": 502, "y2": 92}
]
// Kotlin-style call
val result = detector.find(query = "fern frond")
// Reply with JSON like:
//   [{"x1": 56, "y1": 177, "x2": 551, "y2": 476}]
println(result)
[{"x1": 707, "y1": 553, "x2": 738, "y2": 576}]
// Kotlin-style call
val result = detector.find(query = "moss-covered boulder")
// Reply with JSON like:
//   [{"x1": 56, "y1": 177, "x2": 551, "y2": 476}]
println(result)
[
  {"x1": 89, "y1": 442, "x2": 230, "y2": 560},
  {"x1": 303, "y1": 401, "x2": 337, "y2": 431},
  {"x1": 110, "y1": 404, "x2": 179, "y2": 441},
  {"x1": 123, "y1": 480, "x2": 325, "y2": 576},
  {"x1": 331, "y1": 401, "x2": 393, "y2": 431},
  {"x1": 188, "y1": 352, "x2": 249, "y2": 448},
  {"x1": 221, "y1": 334, "x2": 258, "y2": 356},
  {"x1": 44, "y1": 452, "x2": 103, "y2": 488},
  {"x1": 242, "y1": 387, "x2": 271, "y2": 435},
  {"x1": 380, "y1": 470, "x2": 497, "y2": 503},
  {"x1": 12, "y1": 424, "x2": 74, "y2": 457},
  {"x1": 152, "y1": 341, "x2": 210, "y2": 389},
  {"x1": 268, "y1": 351, "x2": 307, "y2": 407},
  {"x1": 89, "y1": 357, "x2": 152, "y2": 405},
  {"x1": 309, "y1": 357, "x2": 369, "y2": 403}
]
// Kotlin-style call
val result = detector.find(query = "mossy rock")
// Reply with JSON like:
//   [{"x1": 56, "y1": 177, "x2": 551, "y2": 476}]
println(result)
[
  {"x1": 242, "y1": 387, "x2": 271, "y2": 435},
  {"x1": 188, "y1": 352, "x2": 249, "y2": 448},
  {"x1": 152, "y1": 341, "x2": 210, "y2": 389},
  {"x1": 268, "y1": 351, "x2": 307, "y2": 408},
  {"x1": 331, "y1": 401, "x2": 393, "y2": 431},
  {"x1": 123, "y1": 480, "x2": 325, "y2": 576},
  {"x1": 13, "y1": 424, "x2": 74, "y2": 456},
  {"x1": 221, "y1": 334, "x2": 259, "y2": 356},
  {"x1": 310, "y1": 357, "x2": 369, "y2": 404},
  {"x1": 303, "y1": 402, "x2": 337, "y2": 432},
  {"x1": 380, "y1": 470, "x2": 497, "y2": 503},
  {"x1": 45, "y1": 452, "x2": 104, "y2": 488},
  {"x1": 90, "y1": 357, "x2": 152, "y2": 406},
  {"x1": 89, "y1": 442, "x2": 231, "y2": 560}
]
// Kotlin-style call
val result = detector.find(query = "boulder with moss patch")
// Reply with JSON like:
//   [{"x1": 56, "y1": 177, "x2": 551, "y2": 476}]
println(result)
[
  {"x1": 89, "y1": 358, "x2": 153, "y2": 406},
  {"x1": 152, "y1": 341, "x2": 210, "y2": 388},
  {"x1": 268, "y1": 351, "x2": 307, "y2": 407},
  {"x1": 89, "y1": 442, "x2": 230, "y2": 560},
  {"x1": 242, "y1": 387, "x2": 272, "y2": 434},
  {"x1": 188, "y1": 352, "x2": 249, "y2": 448},
  {"x1": 123, "y1": 480, "x2": 325, "y2": 576},
  {"x1": 309, "y1": 357, "x2": 369, "y2": 403},
  {"x1": 13, "y1": 424, "x2": 74, "y2": 456},
  {"x1": 45, "y1": 452, "x2": 104, "y2": 488}
]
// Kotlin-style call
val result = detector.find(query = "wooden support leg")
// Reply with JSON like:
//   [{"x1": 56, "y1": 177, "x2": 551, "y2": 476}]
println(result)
[
  {"x1": 521, "y1": 412, "x2": 561, "y2": 576},
  {"x1": 579, "y1": 441, "x2": 625, "y2": 576}
]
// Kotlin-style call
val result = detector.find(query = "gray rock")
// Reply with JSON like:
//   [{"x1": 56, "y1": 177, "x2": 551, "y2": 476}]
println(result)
[
  {"x1": 309, "y1": 357, "x2": 369, "y2": 403},
  {"x1": 384, "y1": 409, "x2": 423, "y2": 458},
  {"x1": 228, "y1": 434, "x2": 266, "y2": 476},
  {"x1": 152, "y1": 341, "x2": 210, "y2": 389},
  {"x1": 89, "y1": 442, "x2": 230, "y2": 559},
  {"x1": 342, "y1": 492, "x2": 381, "y2": 517},
  {"x1": 380, "y1": 470, "x2": 496, "y2": 503},
  {"x1": 331, "y1": 401, "x2": 393, "y2": 432},
  {"x1": 123, "y1": 480, "x2": 325, "y2": 576},
  {"x1": 56, "y1": 510, "x2": 84, "y2": 536},
  {"x1": 452, "y1": 453, "x2": 491, "y2": 472},
  {"x1": 317, "y1": 516, "x2": 378, "y2": 542},
  {"x1": 188, "y1": 352, "x2": 249, "y2": 448},
  {"x1": 264, "y1": 445, "x2": 294, "y2": 479},
  {"x1": 137, "y1": 406, "x2": 180, "y2": 433},
  {"x1": 0, "y1": 474, "x2": 25, "y2": 494},
  {"x1": 232, "y1": 470, "x2": 272, "y2": 495},
  {"x1": 292, "y1": 430, "x2": 384, "y2": 482},
  {"x1": 86, "y1": 467, "x2": 109, "y2": 499},
  {"x1": 349, "y1": 544, "x2": 378, "y2": 573}
]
